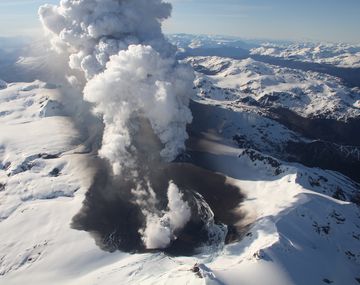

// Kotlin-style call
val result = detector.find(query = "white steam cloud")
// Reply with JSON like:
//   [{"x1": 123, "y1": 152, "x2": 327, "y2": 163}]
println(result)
[
  {"x1": 39, "y1": 0, "x2": 174, "y2": 79},
  {"x1": 39, "y1": 0, "x2": 194, "y2": 248},
  {"x1": 137, "y1": 182, "x2": 191, "y2": 249},
  {"x1": 84, "y1": 45, "x2": 193, "y2": 174},
  {"x1": 39, "y1": 0, "x2": 194, "y2": 175}
]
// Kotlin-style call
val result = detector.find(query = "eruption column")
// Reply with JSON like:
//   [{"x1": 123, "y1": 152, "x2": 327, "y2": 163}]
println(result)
[{"x1": 40, "y1": 0, "x2": 194, "y2": 249}]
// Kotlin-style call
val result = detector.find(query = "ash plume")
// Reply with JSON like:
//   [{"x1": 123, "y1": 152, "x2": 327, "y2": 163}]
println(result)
[
  {"x1": 83, "y1": 45, "x2": 192, "y2": 174},
  {"x1": 39, "y1": 0, "x2": 194, "y2": 249},
  {"x1": 39, "y1": 0, "x2": 194, "y2": 175}
]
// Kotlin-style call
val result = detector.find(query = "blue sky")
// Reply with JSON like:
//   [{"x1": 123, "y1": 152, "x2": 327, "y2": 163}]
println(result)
[{"x1": 0, "y1": 0, "x2": 359, "y2": 43}]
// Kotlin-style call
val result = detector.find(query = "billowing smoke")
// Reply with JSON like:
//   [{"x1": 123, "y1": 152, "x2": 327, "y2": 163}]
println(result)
[
  {"x1": 39, "y1": 0, "x2": 174, "y2": 79},
  {"x1": 83, "y1": 45, "x2": 192, "y2": 174},
  {"x1": 39, "y1": 0, "x2": 194, "y2": 249},
  {"x1": 138, "y1": 182, "x2": 191, "y2": 249}
]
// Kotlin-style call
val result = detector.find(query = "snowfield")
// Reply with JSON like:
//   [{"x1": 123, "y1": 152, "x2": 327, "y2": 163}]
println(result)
[{"x1": 0, "y1": 72, "x2": 359, "y2": 285}]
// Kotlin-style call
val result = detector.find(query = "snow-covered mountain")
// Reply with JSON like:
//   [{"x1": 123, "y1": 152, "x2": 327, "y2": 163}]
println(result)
[
  {"x1": 169, "y1": 34, "x2": 360, "y2": 70},
  {"x1": 250, "y1": 42, "x2": 360, "y2": 68},
  {"x1": 187, "y1": 56, "x2": 360, "y2": 120},
  {"x1": 1, "y1": 34, "x2": 360, "y2": 285},
  {"x1": 167, "y1": 34, "x2": 259, "y2": 51}
]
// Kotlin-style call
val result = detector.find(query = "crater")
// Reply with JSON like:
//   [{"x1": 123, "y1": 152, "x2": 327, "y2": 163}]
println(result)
[{"x1": 72, "y1": 158, "x2": 246, "y2": 256}]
